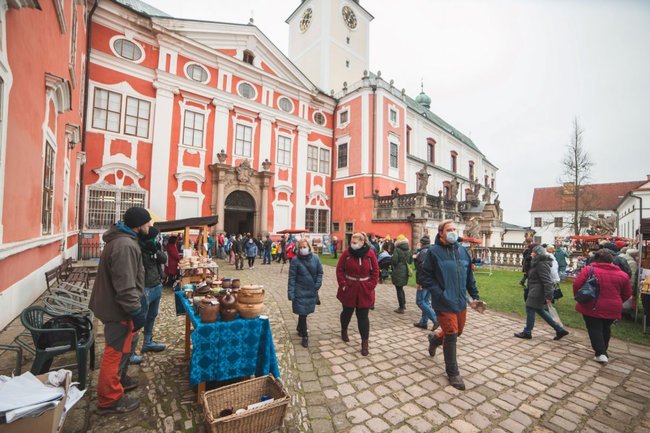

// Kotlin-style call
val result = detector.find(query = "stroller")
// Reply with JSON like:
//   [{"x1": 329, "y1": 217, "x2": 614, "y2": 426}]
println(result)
[{"x1": 377, "y1": 251, "x2": 392, "y2": 283}]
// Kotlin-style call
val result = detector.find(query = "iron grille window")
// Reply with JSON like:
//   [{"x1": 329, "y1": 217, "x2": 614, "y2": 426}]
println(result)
[
  {"x1": 42, "y1": 143, "x2": 55, "y2": 234},
  {"x1": 338, "y1": 143, "x2": 348, "y2": 168},
  {"x1": 124, "y1": 96, "x2": 150, "y2": 138},
  {"x1": 390, "y1": 142, "x2": 398, "y2": 168},
  {"x1": 235, "y1": 124, "x2": 252, "y2": 156},
  {"x1": 277, "y1": 136, "x2": 292, "y2": 166},
  {"x1": 182, "y1": 110, "x2": 204, "y2": 147},
  {"x1": 92, "y1": 88, "x2": 122, "y2": 132},
  {"x1": 87, "y1": 186, "x2": 146, "y2": 229},
  {"x1": 113, "y1": 39, "x2": 142, "y2": 61},
  {"x1": 307, "y1": 145, "x2": 318, "y2": 171},
  {"x1": 319, "y1": 149, "x2": 330, "y2": 174},
  {"x1": 305, "y1": 209, "x2": 329, "y2": 233}
]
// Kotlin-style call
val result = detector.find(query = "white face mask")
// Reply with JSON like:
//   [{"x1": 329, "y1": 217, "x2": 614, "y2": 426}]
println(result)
[
  {"x1": 445, "y1": 232, "x2": 458, "y2": 244},
  {"x1": 350, "y1": 243, "x2": 361, "y2": 250},
  {"x1": 299, "y1": 247, "x2": 310, "y2": 255}
]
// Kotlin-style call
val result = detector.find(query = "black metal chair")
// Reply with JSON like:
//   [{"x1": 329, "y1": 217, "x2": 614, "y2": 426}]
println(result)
[{"x1": 20, "y1": 306, "x2": 95, "y2": 390}]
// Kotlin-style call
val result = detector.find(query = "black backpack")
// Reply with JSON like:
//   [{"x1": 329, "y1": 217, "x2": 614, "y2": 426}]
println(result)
[{"x1": 38, "y1": 314, "x2": 93, "y2": 348}]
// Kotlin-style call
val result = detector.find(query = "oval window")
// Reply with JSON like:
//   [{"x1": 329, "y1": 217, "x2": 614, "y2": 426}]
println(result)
[
  {"x1": 113, "y1": 39, "x2": 143, "y2": 61},
  {"x1": 186, "y1": 64, "x2": 208, "y2": 83},
  {"x1": 313, "y1": 111, "x2": 326, "y2": 126},
  {"x1": 278, "y1": 97, "x2": 294, "y2": 113},
  {"x1": 237, "y1": 82, "x2": 256, "y2": 100}
]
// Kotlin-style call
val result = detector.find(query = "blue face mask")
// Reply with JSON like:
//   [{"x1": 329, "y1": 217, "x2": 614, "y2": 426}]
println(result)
[{"x1": 445, "y1": 232, "x2": 458, "y2": 244}]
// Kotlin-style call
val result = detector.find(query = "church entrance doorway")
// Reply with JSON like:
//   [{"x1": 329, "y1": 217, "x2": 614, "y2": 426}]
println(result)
[{"x1": 224, "y1": 191, "x2": 256, "y2": 235}]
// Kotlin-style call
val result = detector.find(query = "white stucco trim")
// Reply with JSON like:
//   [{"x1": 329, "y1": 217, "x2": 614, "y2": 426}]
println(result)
[
  {"x1": 258, "y1": 113, "x2": 275, "y2": 171},
  {"x1": 231, "y1": 114, "x2": 258, "y2": 159},
  {"x1": 337, "y1": 106, "x2": 350, "y2": 129},
  {"x1": 0, "y1": 5, "x2": 12, "y2": 243},
  {"x1": 294, "y1": 126, "x2": 309, "y2": 229},
  {"x1": 211, "y1": 99, "x2": 232, "y2": 161},
  {"x1": 0, "y1": 233, "x2": 64, "y2": 261},
  {"x1": 375, "y1": 93, "x2": 384, "y2": 173},
  {"x1": 343, "y1": 183, "x2": 356, "y2": 198},
  {"x1": 178, "y1": 98, "x2": 210, "y2": 150},
  {"x1": 361, "y1": 93, "x2": 369, "y2": 173}
]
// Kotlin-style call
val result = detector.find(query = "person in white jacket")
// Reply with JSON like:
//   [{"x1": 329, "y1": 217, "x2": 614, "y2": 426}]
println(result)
[{"x1": 546, "y1": 246, "x2": 561, "y2": 284}]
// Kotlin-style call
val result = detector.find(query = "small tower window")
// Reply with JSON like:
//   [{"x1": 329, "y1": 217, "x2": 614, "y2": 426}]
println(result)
[
  {"x1": 345, "y1": 60, "x2": 350, "y2": 68},
  {"x1": 346, "y1": 37, "x2": 350, "y2": 44},
  {"x1": 243, "y1": 50, "x2": 255, "y2": 65}
]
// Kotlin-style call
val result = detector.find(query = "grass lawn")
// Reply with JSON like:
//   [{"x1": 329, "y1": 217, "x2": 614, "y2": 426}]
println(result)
[{"x1": 318, "y1": 254, "x2": 649, "y2": 346}]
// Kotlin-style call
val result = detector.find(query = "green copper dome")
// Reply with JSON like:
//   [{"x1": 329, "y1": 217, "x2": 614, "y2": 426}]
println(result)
[{"x1": 415, "y1": 90, "x2": 431, "y2": 109}]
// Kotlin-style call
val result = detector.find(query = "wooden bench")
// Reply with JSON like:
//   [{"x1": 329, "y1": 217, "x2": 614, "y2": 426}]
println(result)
[{"x1": 44, "y1": 267, "x2": 61, "y2": 293}]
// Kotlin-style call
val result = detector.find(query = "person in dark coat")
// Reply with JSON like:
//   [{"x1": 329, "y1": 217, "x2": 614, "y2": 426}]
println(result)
[
  {"x1": 263, "y1": 235, "x2": 273, "y2": 264},
  {"x1": 573, "y1": 249, "x2": 632, "y2": 365},
  {"x1": 336, "y1": 233, "x2": 379, "y2": 356},
  {"x1": 515, "y1": 245, "x2": 570, "y2": 340},
  {"x1": 164, "y1": 235, "x2": 180, "y2": 286},
  {"x1": 520, "y1": 243, "x2": 537, "y2": 287},
  {"x1": 288, "y1": 239, "x2": 324, "y2": 348},
  {"x1": 600, "y1": 242, "x2": 632, "y2": 278},
  {"x1": 391, "y1": 234, "x2": 413, "y2": 313}
]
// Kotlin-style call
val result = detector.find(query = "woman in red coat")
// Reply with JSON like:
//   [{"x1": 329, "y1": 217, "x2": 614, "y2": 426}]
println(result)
[
  {"x1": 336, "y1": 233, "x2": 379, "y2": 356},
  {"x1": 165, "y1": 235, "x2": 181, "y2": 285},
  {"x1": 573, "y1": 249, "x2": 632, "y2": 365}
]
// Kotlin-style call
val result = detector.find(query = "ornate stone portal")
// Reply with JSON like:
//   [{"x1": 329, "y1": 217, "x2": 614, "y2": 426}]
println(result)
[{"x1": 209, "y1": 159, "x2": 273, "y2": 235}]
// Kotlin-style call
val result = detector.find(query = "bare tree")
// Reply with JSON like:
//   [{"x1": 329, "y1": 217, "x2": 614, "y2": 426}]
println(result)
[{"x1": 561, "y1": 117, "x2": 595, "y2": 235}]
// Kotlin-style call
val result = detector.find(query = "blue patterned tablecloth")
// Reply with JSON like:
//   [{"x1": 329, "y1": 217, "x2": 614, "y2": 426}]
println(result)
[{"x1": 176, "y1": 291, "x2": 280, "y2": 385}]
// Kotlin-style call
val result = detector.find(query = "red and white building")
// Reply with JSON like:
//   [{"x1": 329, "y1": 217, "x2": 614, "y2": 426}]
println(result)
[
  {"x1": 0, "y1": 0, "x2": 502, "y2": 327},
  {"x1": 0, "y1": 0, "x2": 88, "y2": 328}
]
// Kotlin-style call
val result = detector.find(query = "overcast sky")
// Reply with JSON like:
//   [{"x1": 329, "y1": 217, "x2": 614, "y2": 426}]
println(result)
[{"x1": 143, "y1": 0, "x2": 650, "y2": 226}]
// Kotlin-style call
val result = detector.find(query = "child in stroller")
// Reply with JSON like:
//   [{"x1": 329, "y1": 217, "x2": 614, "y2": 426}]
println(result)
[{"x1": 377, "y1": 248, "x2": 392, "y2": 283}]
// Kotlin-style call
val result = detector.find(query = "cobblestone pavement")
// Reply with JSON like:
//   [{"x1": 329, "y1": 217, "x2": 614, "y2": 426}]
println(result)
[{"x1": 3, "y1": 259, "x2": 650, "y2": 433}]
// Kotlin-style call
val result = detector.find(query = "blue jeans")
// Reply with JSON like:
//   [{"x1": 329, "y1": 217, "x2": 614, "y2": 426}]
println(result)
[
  {"x1": 144, "y1": 284, "x2": 162, "y2": 337},
  {"x1": 417, "y1": 288, "x2": 437, "y2": 326},
  {"x1": 263, "y1": 249, "x2": 271, "y2": 264},
  {"x1": 524, "y1": 305, "x2": 563, "y2": 335}
]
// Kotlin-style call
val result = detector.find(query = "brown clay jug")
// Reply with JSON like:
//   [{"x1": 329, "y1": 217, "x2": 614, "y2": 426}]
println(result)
[
  {"x1": 219, "y1": 290, "x2": 238, "y2": 322},
  {"x1": 199, "y1": 298, "x2": 219, "y2": 323}
]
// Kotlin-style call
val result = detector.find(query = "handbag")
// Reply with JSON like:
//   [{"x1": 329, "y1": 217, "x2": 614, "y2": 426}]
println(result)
[
  {"x1": 552, "y1": 285, "x2": 564, "y2": 301},
  {"x1": 575, "y1": 265, "x2": 599, "y2": 304}
]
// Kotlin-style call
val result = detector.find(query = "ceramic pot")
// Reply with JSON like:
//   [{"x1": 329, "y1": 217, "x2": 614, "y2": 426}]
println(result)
[
  {"x1": 238, "y1": 285, "x2": 265, "y2": 304},
  {"x1": 199, "y1": 298, "x2": 219, "y2": 323},
  {"x1": 238, "y1": 302, "x2": 264, "y2": 319},
  {"x1": 231, "y1": 279, "x2": 241, "y2": 289},
  {"x1": 221, "y1": 278, "x2": 232, "y2": 289}
]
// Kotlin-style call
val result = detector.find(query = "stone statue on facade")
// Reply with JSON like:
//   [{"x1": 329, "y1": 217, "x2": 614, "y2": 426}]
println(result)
[
  {"x1": 261, "y1": 158, "x2": 272, "y2": 171},
  {"x1": 464, "y1": 217, "x2": 480, "y2": 239},
  {"x1": 416, "y1": 166, "x2": 430, "y2": 194},
  {"x1": 482, "y1": 185, "x2": 492, "y2": 203},
  {"x1": 235, "y1": 159, "x2": 253, "y2": 183},
  {"x1": 391, "y1": 187, "x2": 400, "y2": 198},
  {"x1": 449, "y1": 176, "x2": 460, "y2": 201},
  {"x1": 473, "y1": 178, "x2": 481, "y2": 198},
  {"x1": 587, "y1": 214, "x2": 617, "y2": 236}
]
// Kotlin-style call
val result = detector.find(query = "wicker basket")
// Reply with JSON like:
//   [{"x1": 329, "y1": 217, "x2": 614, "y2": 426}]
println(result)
[{"x1": 202, "y1": 375, "x2": 290, "y2": 433}]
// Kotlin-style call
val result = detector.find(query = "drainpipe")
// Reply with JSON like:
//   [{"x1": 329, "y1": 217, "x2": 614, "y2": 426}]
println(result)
[
  {"x1": 370, "y1": 82, "x2": 377, "y2": 198},
  {"x1": 78, "y1": 0, "x2": 100, "y2": 259}
]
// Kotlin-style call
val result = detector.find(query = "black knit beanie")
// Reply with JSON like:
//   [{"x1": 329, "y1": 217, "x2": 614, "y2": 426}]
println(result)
[{"x1": 123, "y1": 207, "x2": 151, "y2": 228}]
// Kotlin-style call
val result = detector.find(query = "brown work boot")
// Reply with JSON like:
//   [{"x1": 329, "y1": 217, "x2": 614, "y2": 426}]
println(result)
[
  {"x1": 361, "y1": 339, "x2": 369, "y2": 356},
  {"x1": 448, "y1": 375, "x2": 466, "y2": 390},
  {"x1": 341, "y1": 329, "x2": 349, "y2": 342},
  {"x1": 97, "y1": 396, "x2": 140, "y2": 415}
]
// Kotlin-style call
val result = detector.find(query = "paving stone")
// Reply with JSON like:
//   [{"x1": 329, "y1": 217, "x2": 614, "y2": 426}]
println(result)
[
  {"x1": 384, "y1": 407, "x2": 409, "y2": 425},
  {"x1": 499, "y1": 418, "x2": 526, "y2": 433},
  {"x1": 549, "y1": 415, "x2": 578, "y2": 431},
  {"x1": 347, "y1": 408, "x2": 371, "y2": 424}
]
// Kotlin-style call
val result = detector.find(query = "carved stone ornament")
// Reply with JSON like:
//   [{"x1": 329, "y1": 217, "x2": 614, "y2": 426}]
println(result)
[
  {"x1": 261, "y1": 158, "x2": 272, "y2": 171},
  {"x1": 235, "y1": 159, "x2": 254, "y2": 183},
  {"x1": 217, "y1": 149, "x2": 228, "y2": 163}
]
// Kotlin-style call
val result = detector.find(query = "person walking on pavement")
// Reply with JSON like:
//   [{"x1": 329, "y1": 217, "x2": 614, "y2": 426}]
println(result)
[
  {"x1": 232, "y1": 235, "x2": 244, "y2": 270},
  {"x1": 419, "y1": 220, "x2": 481, "y2": 390},
  {"x1": 413, "y1": 235, "x2": 439, "y2": 331},
  {"x1": 263, "y1": 235, "x2": 273, "y2": 264},
  {"x1": 336, "y1": 233, "x2": 379, "y2": 356},
  {"x1": 288, "y1": 239, "x2": 324, "y2": 348},
  {"x1": 245, "y1": 236, "x2": 258, "y2": 269},
  {"x1": 332, "y1": 236, "x2": 338, "y2": 259},
  {"x1": 89, "y1": 207, "x2": 151, "y2": 414},
  {"x1": 135, "y1": 226, "x2": 167, "y2": 358},
  {"x1": 391, "y1": 234, "x2": 412, "y2": 314},
  {"x1": 514, "y1": 245, "x2": 570, "y2": 341},
  {"x1": 573, "y1": 249, "x2": 631, "y2": 365},
  {"x1": 554, "y1": 245, "x2": 570, "y2": 281}
]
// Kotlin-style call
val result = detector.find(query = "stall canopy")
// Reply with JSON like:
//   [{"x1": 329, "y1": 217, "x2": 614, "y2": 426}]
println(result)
[
  {"x1": 154, "y1": 216, "x2": 218, "y2": 233},
  {"x1": 277, "y1": 229, "x2": 309, "y2": 234}
]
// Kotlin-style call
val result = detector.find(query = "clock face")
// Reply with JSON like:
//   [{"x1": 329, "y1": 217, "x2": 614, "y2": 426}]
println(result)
[
  {"x1": 342, "y1": 6, "x2": 357, "y2": 29},
  {"x1": 300, "y1": 8, "x2": 312, "y2": 32}
]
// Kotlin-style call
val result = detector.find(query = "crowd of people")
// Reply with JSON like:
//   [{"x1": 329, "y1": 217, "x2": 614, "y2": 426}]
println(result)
[{"x1": 88, "y1": 206, "x2": 638, "y2": 415}]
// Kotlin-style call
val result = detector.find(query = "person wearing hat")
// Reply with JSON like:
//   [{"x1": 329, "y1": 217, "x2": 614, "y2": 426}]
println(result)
[
  {"x1": 514, "y1": 245, "x2": 570, "y2": 341},
  {"x1": 391, "y1": 234, "x2": 413, "y2": 314},
  {"x1": 89, "y1": 206, "x2": 152, "y2": 415},
  {"x1": 414, "y1": 235, "x2": 439, "y2": 331}
]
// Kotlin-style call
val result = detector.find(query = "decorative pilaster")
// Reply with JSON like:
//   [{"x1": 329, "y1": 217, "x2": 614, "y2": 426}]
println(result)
[
  {"x1": 294, "y1": 126, "x2": 309, "y2": 229},
  {"x1": 258, "y1": 113, "x2": 275, "y2": 171},
  {"x1": 211, "y1": 98, "x2": 232, "y2": 163}
]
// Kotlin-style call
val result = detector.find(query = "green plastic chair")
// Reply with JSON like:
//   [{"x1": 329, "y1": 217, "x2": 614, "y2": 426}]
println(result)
[{"x1": 20, "y1": 306, "x2": 95, "y2": 390}]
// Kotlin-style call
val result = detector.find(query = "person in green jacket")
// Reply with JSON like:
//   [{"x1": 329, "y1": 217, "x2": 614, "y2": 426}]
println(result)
[
  {"x1": 554, "y1": 245, "x2": 570, "y2": 281},
  {"x1": 391, "y1": 234, "x2": 413, "y2": 314}
]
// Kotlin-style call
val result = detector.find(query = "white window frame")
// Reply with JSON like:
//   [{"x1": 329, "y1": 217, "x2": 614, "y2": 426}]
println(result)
[
  {"x1": 307, "y1": 145, "x2": 318, "y2": 172},
  {"x1": 319, "y1": 148, "x2": 330, "y2": 175},
  {"x1": 389, "y1": 141, "x2": 399, "y2": 169},
  {"x1": 305, "y1": 207, "x2": 329, "y2": 234},
  {"x1": 181, "y1": 109, "x2": 205, "y2": 148},
  {"x1": 338, "y1": 107, "x2": 350, "y2": 128},
  {"x1": 277, "y1": 96, "x2": 294, "y2": 114},
  {"x1": 388, "y1": 105, "x2": 399, "y2": 128},
  {"x1": 89, "y1": 84, "x2": 153, "y2": 141},
  {"x1": 344, "y1": 184, "x2": 355, "y2": 198},
  {"x1": 85, "y1": 184, "x2": 147, "y2": 230},
  {"x1": 109, "y1": 35, "x2": 145, "y2": 64},
  {"x1": 276, "y1": 134, "x2": 292, "y2": 167},
  {"x1": 42, "y1": 140, "x2": 56, "y2": 235},
  {"x1": 124, "y1": 95, "x2": 151, "y2": 138},
  {"x1": 234, "y1": 122, "x2": 253, "y2": 157},
  {"x1": 237, "y1": 81, "x2": 257, "y2": 100},
  {"x1": 337, "y1": 142, "x2": 348, "y2": 169},
  {"x1": 184, "y1": 62, "x2": 210, "y2": 84}
]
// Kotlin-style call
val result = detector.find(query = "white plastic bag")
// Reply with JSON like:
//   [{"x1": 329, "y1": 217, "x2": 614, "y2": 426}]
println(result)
[{"x1": 547, "y1": 304, "x2": 564, "y2": 327}]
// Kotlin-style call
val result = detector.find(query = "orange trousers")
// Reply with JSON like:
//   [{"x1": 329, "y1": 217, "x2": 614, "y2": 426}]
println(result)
[
  {"x1": 97, "y1": 320, "x2": 134, "y2": 407},
  {"x1": 433, "y1": 309, "x2": 467, "y2": 342}
]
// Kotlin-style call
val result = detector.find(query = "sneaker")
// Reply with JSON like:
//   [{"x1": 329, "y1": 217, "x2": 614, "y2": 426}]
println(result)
[
  {"x1": 129, "y1": 354, "x2": 143, "y2": 365},
  {"x1": 97, "y1": 396, "x2": 140, "y2": 415},
  {"x1": 448, "y1": 375, "x2": 466, "y2": 391},
  {"x1": 121, "y1": 375, "x2": 139, "y2": 392},
  {"x1": 553, "y1": 329, "x2": 569, "y2": 341},
  {"x1": 413, "y1": 322, "x2": 428, "y2": 329},
  {"x1": 428, "y1": 333, "x2": 442, "y2": 357},
  {"x1": 394, "y1": 307, "x2": 405, "y2": 314},
  {"x1": 514, "y1": 332, "x2": 532, "y2": 340},
  {"x1": 594, "y1": 354, "x2": 609, "y2": 365}
]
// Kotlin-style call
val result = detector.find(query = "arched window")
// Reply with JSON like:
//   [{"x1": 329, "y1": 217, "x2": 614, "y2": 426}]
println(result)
[
  {"x1": 468, "y1": 161, "x2": 474, "y2": 181},
  {"x1": 243, "y1": 50, "x2": 255, "y2": 65},
  {"x1": 427, "y1": 138, "x2": 435, "y2": 163}
]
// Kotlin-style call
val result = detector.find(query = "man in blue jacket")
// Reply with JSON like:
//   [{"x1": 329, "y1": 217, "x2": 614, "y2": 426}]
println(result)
[{"x1": 419, "y1": 220, "x2": 481, "y2": 390}]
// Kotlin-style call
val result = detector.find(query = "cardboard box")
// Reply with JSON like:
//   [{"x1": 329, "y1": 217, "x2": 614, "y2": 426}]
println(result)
[{"x1": 1, "y1": 372, "x2": 71, "y2": 433}]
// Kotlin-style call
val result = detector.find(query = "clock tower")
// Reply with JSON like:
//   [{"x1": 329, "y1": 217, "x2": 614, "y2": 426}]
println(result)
[{"x1": 286, "y1": 0, "x2": 373, "y2": 93}]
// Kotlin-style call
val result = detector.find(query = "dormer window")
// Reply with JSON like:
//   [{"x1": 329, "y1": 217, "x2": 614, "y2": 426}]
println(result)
[{"x1": 243, "y1": 50, "x2": 255, "y2": 65}]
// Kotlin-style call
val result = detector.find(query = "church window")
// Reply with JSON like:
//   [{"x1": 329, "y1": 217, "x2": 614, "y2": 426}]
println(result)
[
  {"x1": 186, "y1": 63, "x2": 209, "y2": 83},
  {"x1": 87, "y1": 185, "x2": 146, "y2": 229},
  {"x1": 42, "y1": 142, "x2": 55, "y2": 234},
  {"x1": 313, "y1": 111, "x2": 326, "y2": 126},
  {"x1": 234, "y1": 124, "x2": 252, "y2": 156},
  {"x1": 243, "y1": 50, "x2": 255, "y2": 65},
  {"x1": 307, "y1": 145, "x2": 318, "y2": 171},
  {"x1": 182, "y1": 110, "x2": 204, "y2": 148},
  {"x1": 113, "y1": 38, "x2": 143, "y2": 62},
  {"x1": 278, "y1": 97, "x2": 294, "y2": 113},
  {"x1": 337, "y1": 143, "x2": 348, "y2": 168},
  {"x1": 237, "y1": 82, "x2": 256, "y2": 100},
  {"x1": 277, "y1": 135, "x2": 292, "y2": 166},
  {"x1": 124, "y1": 96, "x2": 150, "y2": 138},
  {"x1": 92, "y1": 88, "x2": 122, "y2": 133},
  {"x1": 390, "y1": 142, "x2": 398, "y2": 168}
]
